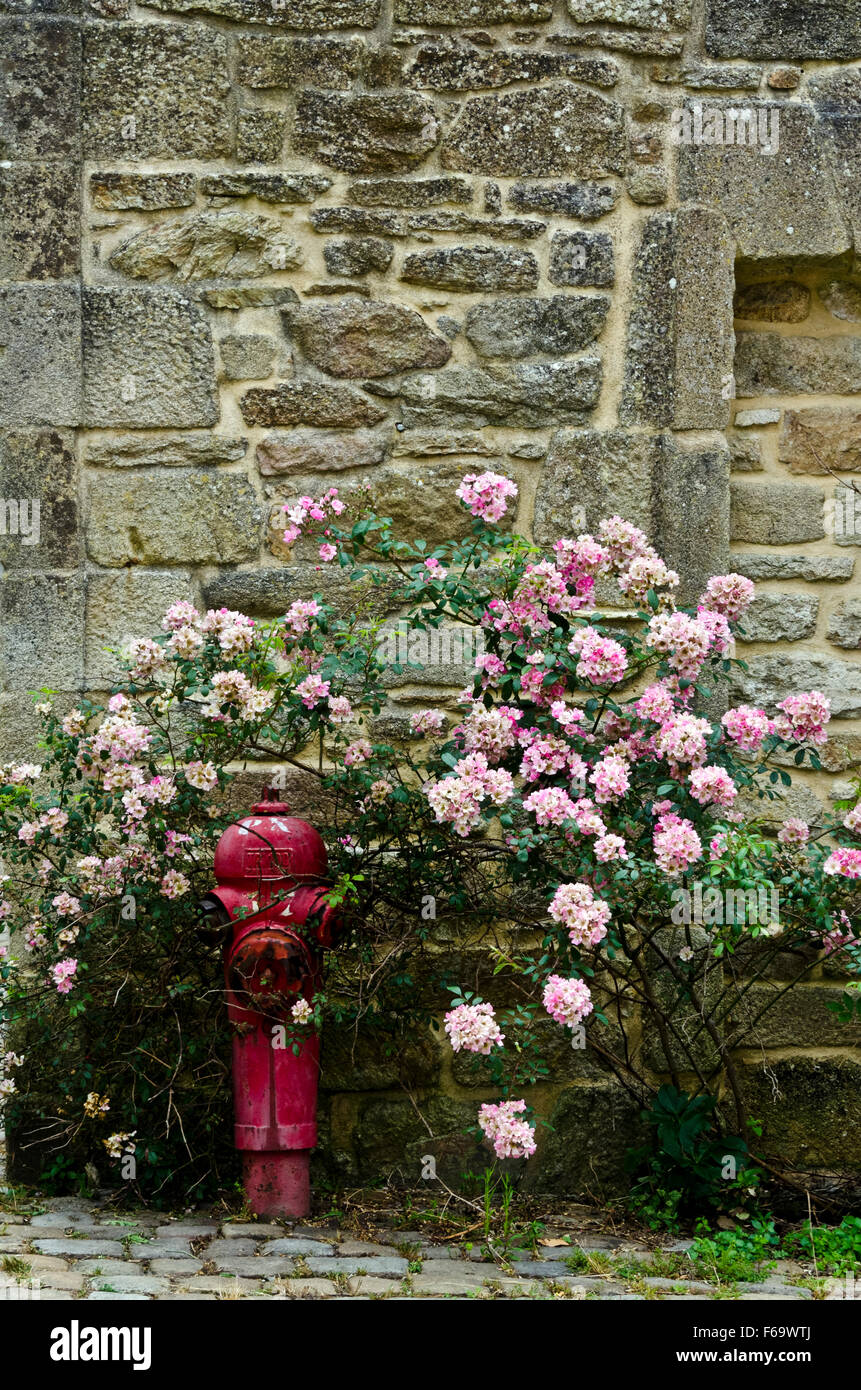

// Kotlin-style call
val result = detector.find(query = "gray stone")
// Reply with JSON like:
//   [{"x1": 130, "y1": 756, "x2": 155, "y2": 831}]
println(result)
[
  {"x1": 734, "y1": 408, "x2": 781, "y2": 427},
  {"x1": 730, "y1": 983, "x2": 860, "y2": 1050},
  {"x1": 310, "y1": 207, "x2": 402, "y2": 236},
  {"x1": 735, "y1": 334, "x2": 861, "y2": 397},
  {"x1": 621, "y1": 208, "x2": 734, "y2": 430},
  {"x1": 348, "y1": 177, "x2": 472, "y2": 208},
  {"x1": 400, "y1": 245, "x2": 538, "y2": 292},
  {"x1": 507, "y1": 181, "x2": 618, "y2": 219},
  {"x1": 729, "y1": 435, "x2": 763, "y2": 472},
  {"x1": 199, "y1": 174, "x2": 332, "y2": 204},
  {"x1": 83, "y1": 288, "x2": 217, "y2": 428},
  {"x1": 236, "y1": 110, "x2": 287, "y2": 164},
  {"x1": 778, "y1": 409, "x2": 861, "y2": 475},
  {"x1": 399, "y1": 360, "x2": 601, "y2": 429},
  {"x1": 625, "y1": 166, "x2": 669, "y2": 205},
  {"x1": 127, "y1": 1240, "x2": 193, "y2": 1259},
  {"x1": 651, "y1": 436, "x2": 731, "y2": 603},
  {"x1": 405, "y1": 212, "x2": 545, "y2": 241},
  {"x1": 730, "y1": 481, "x2": 824, "y2": 544},
  {"x1": 85, "y1": 470, "x2": 261, "y2": 566},
  {"x1": 34, "y1": 1240, "x2": 124, "y2": 1258},
  {"x1": 0, "y1": 429, "x2": 78, "y2": 570},
  {"x1": 323, "y1": 238, "x2": 393, "y2": 276},
  {"x1": 734, "y1": 553, "x2": 854, "y2": 582},
  {"x1": 827, "y1": 601, "x2": 861, "y2": 650},
  {"x1": 392, "y1": 428, "x2": 498, "y2": 457},
  {"x1": 0, "y1": 575, "x2": 84, "y2": 690},
  {"x1": 568, "y1": 0, "x2": 691, "y2": 26},
  {"x1": 810, "y1": 71, "x2": 861, "y2": 249},
  {"x1": 741, "y1": 593, "x2": 819, "y2": 642},
  {"x1": 677, "y1": 64, "x2": 763, "y2": 91},
  {"x1": 141, "y1": 0, "x2": 380, "y2": 25},
  {"x1": 730, "y1": 653, "x2": 861, "y2": 718},
  {"x1": 85, "y1": 569, "x2": 195, "y2": 686},
  {"x1": 265, "y1": 1239, "x2": 335, "y2": 1255},
  {"x1": 83, "y1": 23, "x2": 232, "y2": 160},
  {"x1": 236, "y1": 37, "x2": 364, "y2": 89},
  {"x1": 109, "y1": 211, "x2": 303, "y2": 282},
  {"x1": 548, "y1": 232, "x2": 615, "y2": 288},
  {"x1": 536, "y1": 1085, "x2": 648, "y2": 1197},
  {"x1": 464, "y1": 295, "x2": 609, "y2": 358},
  {"x1": 408, "y1": 45, "x2": 617, "y2": 90},
  {"x1": 256, "y1": 429, "x2": 388, "y2": 475},
  {"x1": 90, "y1": 173, "x2": 196, "y2": 211},
  {"x1": 202, "y1": 288, "x2": 300, "y2": 309},
  {"x1": 219, "y1": 335, "x2": 276, "y2": 381},
  {"x1": 706, "y1": 0, "x2": 861, "y2": 59},
  {"x1": 203, "y1": 1239, "x2": 258, "y2": 1258},
  {"x1": 240, "y1": 381, "x2": 386, "y2": 429},
  {"x1": 0, "y1": 163, "x2": 79, "y2": 279},
  {"x1": 207, "y1": 1256, "x2": 293, "y2": 1277},
  {"x1": 738, "y1": 1057, "x2": 861, "y2": 1168},
  {"x1": 677, "y1": 102, "x2": 849, "y2": 261},
  {"x1": 89, "y1": 1275, "x2": 168, "y2": 1294},
  {"x1": 0, "y1": 18, "x2": 80, "y2": 160},
  {"x1": 148, "y1": 1260, "x2": 204, "y2": 1276},
  {"x1": 0, "y1": 284, "x2": 81, "y2": 427},
  {"x1": 735, "y1": 281, "x2": 810, "y2": 323},
  {"x1": 87, "y1": 1292, "x2": 150, "y2": 1301},
  {"x1": 394, "y1": 0, "x2": 550, "y2": 19},
  {"x1": 305, "y1": 1255, "x2": 408, "y2": 1276},
  {"x1": 441, "y1": 83, "x2": 626, "y2": 178},
  {"x1": 562, "y1": 26, "x2": 685, "y2": 55},
  {"x1": 818, "y1": 280, "x2": 861, "y2": 324},
  {"x1": 294, "y1": 91, "x2": 439, "y2": 173},
  {"x1": 84, "y1": 433, "x2": 247, "y2": 468},
  {"x1": 155, "y1": 1224, "x2": 217, "y2": 1238},
  {"x1": 284, "y1": 299, "x2": 451, "y2": 378}
]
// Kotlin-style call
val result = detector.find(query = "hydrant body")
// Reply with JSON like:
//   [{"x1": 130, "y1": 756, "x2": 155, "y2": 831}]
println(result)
[{"x1": 203, "y1": 794, "x2": 340, "y2": 1218}]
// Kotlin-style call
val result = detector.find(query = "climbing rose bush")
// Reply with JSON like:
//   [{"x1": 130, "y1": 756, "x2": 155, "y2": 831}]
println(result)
[{"x1": 1, "y1": 469, "x2": 859, "y2": 1197}]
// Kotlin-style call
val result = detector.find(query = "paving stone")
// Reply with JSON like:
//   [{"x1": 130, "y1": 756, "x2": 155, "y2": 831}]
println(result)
[
  {"x1": 510, "y1": 1259, "x2": 574, "y2": 1278},
  {"x1": 89, "y1": 1275, "x2": 169, "y2": 1294},
  {"x1": 154, "y1": 1224, "x2": 218, "y2": 1239},
  {"x1": 266, "y1": 1239, "x2": 336, "y2": 1256},
  {"x1": 335, "y1": 1240, "x2": 393, "y2": 1257},
  {"x1": 20, "y1": 1256, "x2": 71, "y2": 1272},
  {"x1": 305, "y1": 1256, "x2": 409, "y2": 1277},
  {"x1": 209, "y1": 1257, "x2": 294, "y2": 1277},
  {"x1": 87, "y1": 1292, "x2": 150, "y2": 1301},
  {"x1": 270, "y1": 1279, "x2": 340, "y2": 1297},
  {"x1": 75, "y1": 1260, "x2": 142, "y2": 1275},
  {"x1": 148, "y1": 1259, "x2": 205, "y2": 1276},
  {"x1": 38, "y1": 1272, "x2": 86, "y2": 1291},
  {"x1": 179, "y1": 1276, "x2": 267, "y2": 1295},
  {"x1": 33, "y1": 1240, "x2": 125, "y2": 1259}
]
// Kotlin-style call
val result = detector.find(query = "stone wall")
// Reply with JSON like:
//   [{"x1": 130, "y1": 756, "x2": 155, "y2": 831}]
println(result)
[{"x1": 1, "y1": 0, "x2": 860, "y2": 1195}]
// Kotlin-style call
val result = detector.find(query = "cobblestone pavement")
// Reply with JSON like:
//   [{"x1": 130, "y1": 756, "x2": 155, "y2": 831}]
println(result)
[{"x1": 0, "y1": 1196, "x2": 821, "y2": 1301}]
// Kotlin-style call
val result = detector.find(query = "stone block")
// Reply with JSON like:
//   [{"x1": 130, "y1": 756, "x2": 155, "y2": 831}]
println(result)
[
  {"x1": 394, "y1": 0, "x2": 550, "y2": 19},
  {"x1": 240, "y1": 381, "x2": 386, "y2": 429},
  {"x1": 236, "y1": 36, "x2": 364, "y2": 88},
  {"x1": 85, "y1": 568, "x2": 195, "y2": 686},
  {"x1": 734, "y1": 281, "x2": 810, "y2": 323},
  {"x1": 408, "y1": 44, "x2": 618, "y2": 90},
  {"x1": 109, "y1": 210, "x2": 303, "y2": 282},
  {"x1": 256, "y1": 429, "x2": 388, "y2": 475},
  {"x1": 142, "y1": 0, "x2": 380, "y2": 22},
  {"x1": 0, "y1": 429, "x2": 77, "y2": 570},
  {"x1": 441, "y1": 83, "x2": 625, "y2": 178},
  {"x1": 294, "y1": 91, "x2": 439, "y2": 173},
  {"x1": 85, "y1": 470, "x2": 261, "y2": 566},
  {"x1": 463, "y1": 296, "x2": 609, "y2": 358},
  {"x1": 82, "y1": 288, "x2": 217, "y2": 428},
  {"x1": 400, "y1": 245, "x2": 538, "y2": 292},
  {"x1": 621, "y1": 208, "x2": 734, "y2": 430},
  {"x1": 827, "y1": 601, "x2": 861, "y2": 650},
  {"x1": 219, "y1": 335, "x2": 276, "y2": 381},
  {"x1": 507, "y1": 181, "x2": 618, "y2": 219},
  {"x1": 323, "y1": 238, "x2": 393, "y2": 276},
  {"x1": 398, "y1": 360, "x2": 601, "y2": 429},
  {"x1": 89, "y1": 173, "x2": 196, "y2": 211},
  {"x1": 534, "y1": 1085, "x2": 648, "y2": 1197},
  {"x1": 0, "y1": 574, "x2": 84, "y2": 691},
  {"x1": 0, "y1": 163, "x2": 79, "y2": 279},
  {"x1": 236, "y1": 109, "x2": 287, "y2": 164},
  {"x1": 677, "y1": 103, "x2": 849, "y2": 261},
  {"x1": 733, "y1": 553, "x2": 854, "y2": 583},
  {"x1": 729, "y1": 653, "x2": 861, "y2": 718},
  {"x1": 569, "y1": 0, "x2": 691, "y2": 25},
  {"x1": 82, "y1": 23, "x2": 232, "y2": 160},
  {"x1": 778, "y1": 409, "x2": 861, "y2": 475},
  {"x1": 200, "y1": 173, "x2": 331, "y2": 205},
  {"x1": 348, "y1": 176, "x2": 472, "y2": 208},
  {"x1": 818, "y1": 280, "x2": 861, "y2": 323},
  {"x1": 284, "y1": 299, "x2": 450, "y2": 378},
  {"x1": 548, "y1": 232, "x2": 615, "y2": 288},
  {"x1": 84, "y1": 433, "x2": 247, "y2": 468},
  {"x1": 735, "y1": 334, "x2": 861, "y2": 397},
  {"x1": 0, "y1": 18, "x2": 80, "y2": 159},
  {"x1": 706, "y1": 0, "x2": 861, "y2": 59},
  {"x1": 730, "y1": 481, "x2": 824, "y2": 544},
  {"x1": 741, "y1": 593, "x2": 819, "y2": 642},
  {"x1": 738, "y1": 1057, "x2": 861, "y2": 1168},
  {"x1": 0, "y1": 284, "x2": 81, "y2": 427},
  {"x1": 534, "y1": 429, "x2": 654, "y2": 544}
]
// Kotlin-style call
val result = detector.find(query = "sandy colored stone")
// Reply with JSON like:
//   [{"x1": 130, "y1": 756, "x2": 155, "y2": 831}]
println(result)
[
  {"x1": 441, "y1": 83, "x2": 626, "y2": 178},
  {"x1": 284, "y1": 299, "x2": 451, "y2": 377},
  {"x1": 241, "y1": 381, "x2": 387, "y2": 429},
  {"x1": 778, "y1": 409, "x2": 861, "y2": 475},
  {"x1": 110, "y1": 211, "x2": 302, "y2": 282}
]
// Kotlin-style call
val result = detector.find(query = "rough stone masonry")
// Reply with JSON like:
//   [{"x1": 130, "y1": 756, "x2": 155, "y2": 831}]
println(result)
[{"x1": 1, "y1": 0, "x2": 860, "y2": 1194}]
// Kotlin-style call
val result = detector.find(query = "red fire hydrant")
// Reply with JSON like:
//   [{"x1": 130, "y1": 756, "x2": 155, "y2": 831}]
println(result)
[{"x1": 198, "y1": 791, "x2": 341, "y2": 1218}]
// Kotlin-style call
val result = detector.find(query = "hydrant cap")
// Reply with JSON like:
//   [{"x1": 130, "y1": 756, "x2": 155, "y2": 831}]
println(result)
[{"x1": 214, "y1": 791, "x2": 328, "y2": 886}]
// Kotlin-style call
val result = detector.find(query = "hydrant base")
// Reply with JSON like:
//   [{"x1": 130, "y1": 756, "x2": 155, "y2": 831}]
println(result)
[{"x1": 242, "y1": 1150, "x2": 311, "y2": 1219}]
